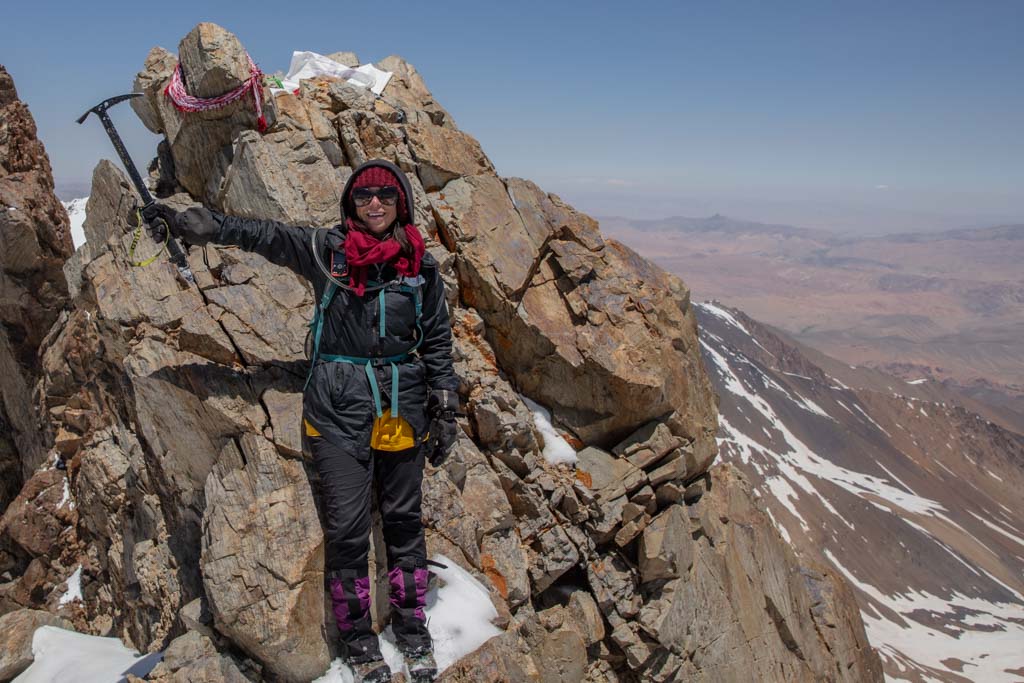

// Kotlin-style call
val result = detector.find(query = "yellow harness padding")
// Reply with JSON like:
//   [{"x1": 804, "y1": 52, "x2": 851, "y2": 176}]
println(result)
[
  {"x1": 371, "y1": 409, "x2": 419, "y2": 451},
  {"x1": 304, "y1": 419, "x2": 322, "y2": 437}
]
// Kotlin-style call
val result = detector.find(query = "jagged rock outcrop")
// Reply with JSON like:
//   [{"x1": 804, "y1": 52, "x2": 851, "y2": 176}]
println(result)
[
  {"x1": 0, "y1": 26, "x2": 882, "y2": 682},
  {"x1": 0, "y1": 64, "x2": 74, "y2": 507}
]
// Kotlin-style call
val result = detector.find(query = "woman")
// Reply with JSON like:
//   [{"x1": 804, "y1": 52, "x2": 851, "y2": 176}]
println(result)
[{"x1": 147, "y1": 160, "x2": 459, "y2": 683}]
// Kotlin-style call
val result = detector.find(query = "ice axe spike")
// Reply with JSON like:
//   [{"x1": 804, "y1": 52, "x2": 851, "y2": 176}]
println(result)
[{"x1": 77, "y1": 94, "x2": 196, "y2": 285}]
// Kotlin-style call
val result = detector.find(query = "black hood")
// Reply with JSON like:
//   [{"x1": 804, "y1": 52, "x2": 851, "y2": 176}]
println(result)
[{"x1": 339, "y1": 159, "x2": 417, "y2": 227}]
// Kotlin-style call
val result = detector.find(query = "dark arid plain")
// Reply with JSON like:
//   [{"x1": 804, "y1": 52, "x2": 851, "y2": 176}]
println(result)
[{"x1": 599, "y1": 215, "x2": 1024, "y2": 433}]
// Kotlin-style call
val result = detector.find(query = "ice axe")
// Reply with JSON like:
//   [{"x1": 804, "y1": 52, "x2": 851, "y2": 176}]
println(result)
[{"x1": 77, "y1": 93, "x2": 195, "y2": 285}]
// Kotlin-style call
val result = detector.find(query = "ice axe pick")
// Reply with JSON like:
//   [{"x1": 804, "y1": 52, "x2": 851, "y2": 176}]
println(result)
[{"x1": 77, "y1": 94, "x2": 195, "y2": 285}]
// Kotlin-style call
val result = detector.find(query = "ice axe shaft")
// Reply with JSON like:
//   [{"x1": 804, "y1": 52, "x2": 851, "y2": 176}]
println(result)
[{"x1": 77, "y1": 94, "x2": 195, "y2": 284}]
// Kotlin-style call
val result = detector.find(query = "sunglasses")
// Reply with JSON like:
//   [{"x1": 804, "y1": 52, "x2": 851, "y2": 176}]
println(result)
[{"x1": 352, "y1": 186, "x2": 400, "y2": 207}]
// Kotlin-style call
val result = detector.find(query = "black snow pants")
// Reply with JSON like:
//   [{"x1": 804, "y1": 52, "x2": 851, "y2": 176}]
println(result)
[{"x1": 310, "y1": 436, "x2": 431, "y2": 660}]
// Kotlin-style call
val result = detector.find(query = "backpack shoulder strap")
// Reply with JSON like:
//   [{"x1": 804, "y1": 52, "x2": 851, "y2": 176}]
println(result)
[{"x1": 304, "y1": 282, "x2": 339, "y2": 388}]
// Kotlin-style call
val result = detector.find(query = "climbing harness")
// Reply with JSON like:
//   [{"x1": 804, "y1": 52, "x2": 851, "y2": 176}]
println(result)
[
  {"x1": 165, "y1": 53, "x2": 268, "y2": 133},
  {"x1": 305, "y1": 266, "x2": 427, "y2": 450}
]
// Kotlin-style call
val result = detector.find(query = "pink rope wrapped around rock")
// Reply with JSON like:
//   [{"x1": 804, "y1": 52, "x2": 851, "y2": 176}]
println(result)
[{"x1": 164, "y1": 53, "x2": 267, "y2": 132}]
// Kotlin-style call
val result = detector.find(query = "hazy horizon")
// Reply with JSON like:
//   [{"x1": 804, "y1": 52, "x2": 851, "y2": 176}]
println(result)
[{"x1": 55, "y1": 174, "x2": 1023, "y2": 238}]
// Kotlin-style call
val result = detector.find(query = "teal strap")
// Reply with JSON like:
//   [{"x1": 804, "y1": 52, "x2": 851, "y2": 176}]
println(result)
[
  {"x1": 314, "y1": 284, "x2": 337, "y2": 363},
  {"x1": 391, "y1": 362, "x2": 399, "y2": 418},
  {"x1": 320, "y1": 352, "x2": 409, "y2": 419},
  {"x1": 364, "y1": 362, "x2": 382, "y2": 417},
  {"x1": 398, "y1": 282, "x2": 425, "y2": 354},
  {"x1": 378, "y1": 289, "x2": 386, "y2": 337},
  {"x1": 304, "y1": 283, "x2": 338, "y2": 389},
  {"x1": 321, "y1": 352, "x2": 409, "y2": 364}
]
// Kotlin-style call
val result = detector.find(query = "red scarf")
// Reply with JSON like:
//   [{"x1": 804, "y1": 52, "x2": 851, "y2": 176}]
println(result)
[{"x1": 344, "y1": 218, "x2": 425, "y2": 295}]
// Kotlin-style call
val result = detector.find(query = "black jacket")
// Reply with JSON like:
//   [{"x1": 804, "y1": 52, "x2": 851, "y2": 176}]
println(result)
[{"x1": 210, "y1": 160, "x2": 458, "y2": 457}]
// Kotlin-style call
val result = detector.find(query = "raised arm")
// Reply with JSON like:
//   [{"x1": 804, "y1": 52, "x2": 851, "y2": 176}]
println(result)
[
  {"x1": 147, "y1": 203, "x2": 321, "y2": 283},
  {"x1": 213, "y1": 212, "x2": 318, "y2": 282}
]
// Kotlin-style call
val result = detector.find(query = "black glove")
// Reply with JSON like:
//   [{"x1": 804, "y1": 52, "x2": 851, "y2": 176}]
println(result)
[
  {"x1": 427, "y1": 389, "x2": 459, "y2": 467},
  {"x1": 172, "y1": 206, "x2": 222, "y2": 246},
  {"x1": 140, "y1": 201, "x2": 178, "y2": 241}
]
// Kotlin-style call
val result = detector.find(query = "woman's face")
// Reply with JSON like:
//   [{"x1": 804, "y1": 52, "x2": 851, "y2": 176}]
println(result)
[{"x1": 354, "y1": 187, "x2": 399, "y2": 235}]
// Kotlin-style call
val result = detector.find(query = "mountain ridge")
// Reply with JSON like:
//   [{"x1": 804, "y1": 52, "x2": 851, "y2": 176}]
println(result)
[{"x1": 695, "y1": 300, "x2": 1024, "y2": 682}]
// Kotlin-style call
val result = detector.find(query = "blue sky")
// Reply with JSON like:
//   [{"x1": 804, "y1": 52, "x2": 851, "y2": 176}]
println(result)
[{"x1": 5, "y1": 0, "x2": 1023, "y2": 233}]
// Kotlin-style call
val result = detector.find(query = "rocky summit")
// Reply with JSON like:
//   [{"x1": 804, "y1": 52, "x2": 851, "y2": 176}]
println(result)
[{"x1": 1, "y1": 24, "x2": 881, "y2": 682}]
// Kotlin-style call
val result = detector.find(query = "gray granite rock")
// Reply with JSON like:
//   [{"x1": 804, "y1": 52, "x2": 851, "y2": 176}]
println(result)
[{"x1": 0, "y1": 609, "x2": 73, "y2": 680}]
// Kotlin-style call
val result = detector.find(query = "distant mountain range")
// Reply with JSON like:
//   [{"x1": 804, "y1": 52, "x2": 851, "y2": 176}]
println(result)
[
  {"x1": 598, "y1": 213, "x2": 835, "y2": 241},
  {"x1": 695, "y1": 301, "x2": 1024, "y2": 682},
  {"x1": 600, "y1": 214, "x2": 1024, "y2": 432},
  {"x1": 599, "y1": 213, "x2": 1024, "y2": 245}
]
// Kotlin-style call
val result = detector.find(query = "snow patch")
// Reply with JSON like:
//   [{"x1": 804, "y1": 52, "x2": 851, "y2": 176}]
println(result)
[
  {"x1": 874, "y1": 462, "x2": 914, "y2": 495},
  {"x1": 906, "y1": 378, "x2": 929, "y2": 385},
  {"x1": 58, "y1": 479, "x2": 74, "y2": 510},
  {"x1": 521, "y1": 396, "x2": 577, "y2": 465},
  {"x1": 824, "y1": 550, "x2": 1024, "y2": 683},
  {"x1": 422, "y1": 555, "x2": 504, "y2": 670},
  {"x1": 701, "y1": 338, "x2": 833, "y2": 421},
  {"x1": 968, "y1": 511, "x2": 1024, "y2": 549},
  {"x1": 697, "y1": 302, "x2": 773, "y2": 355},
  {"x1": 835, "y1": 399, "x2": 856, "y2": 415},
  {"x1": 314, "y1": 554, "x2": 502, "y2": 682},
  {"x1": 61, "y1": 197, "x2": 88, "y2": 249},
  {"x1": 58, "y1": 566, "x2": 82, "y2": 606},
  {"x1": 765, "y1": 507, "x2": 792, "y2": 544},
  {"x1": 13, "y1": 626, "x2": 161, "y2": 682},
  {"x1": 704, "y1": 337, "x2": 946, "y2": 518},
  {"x1": 781, "y1": 371, "x2": 813, "y2": 381},
  {"x1": 828, "y1": 375, "x2": 852, "y2": 390},
  {"x1": 852, "y1": 402, "x2": 891, "y2": 437}
]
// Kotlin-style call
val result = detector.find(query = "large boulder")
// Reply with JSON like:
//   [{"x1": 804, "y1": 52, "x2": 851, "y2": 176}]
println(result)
[
  {"x1": 0, "y1": 466, "x2": 72, "y2": 559},
  {"x1": 201, "y1": 434, "x2": 328, "y2": 682},
  {"x1": 429, "y1": 171, "x2": 717, "y2": 453},
  {"x1": 131, "y1": 24, "x2": 278, "y2": 206},
  {"x1": 144, "y1": 630, "x2": 250, "y2": 683}
]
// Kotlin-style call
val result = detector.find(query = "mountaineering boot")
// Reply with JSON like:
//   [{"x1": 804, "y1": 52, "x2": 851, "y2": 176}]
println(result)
[
  {"x1": 388, "y1": 561, "x2": 435, "y2": 680},
  {"x1": 350, "y1": 655, "x2": 393, "y2": 683},
  {"x1": 404, "y1": 644, "x2": 437, "y2": 682},
  {"x1": 329, "y1": 569, "x2": 387, "y2": 680},
  {"x1": 388, "y1": 562, "x2": 431, "y2": 648}
]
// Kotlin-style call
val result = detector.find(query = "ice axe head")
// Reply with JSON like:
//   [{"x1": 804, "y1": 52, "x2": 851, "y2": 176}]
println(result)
[{"x1": 76, "y1": 93, "x2": 143, "y2": 124}]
